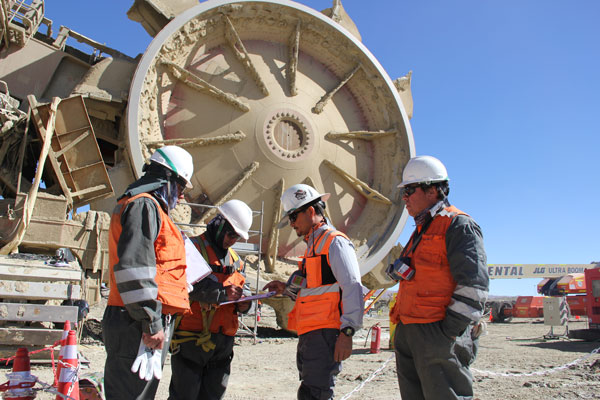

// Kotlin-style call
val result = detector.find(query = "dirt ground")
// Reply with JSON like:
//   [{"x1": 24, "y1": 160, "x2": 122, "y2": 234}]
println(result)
[{"x1": 15, "y1": 300, "x2": 600, "y2": 399}]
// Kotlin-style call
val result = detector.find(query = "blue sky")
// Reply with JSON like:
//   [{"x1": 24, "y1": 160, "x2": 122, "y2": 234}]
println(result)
[{"x1": 44, "y1": 1, "x2": 599, "y2": 296}]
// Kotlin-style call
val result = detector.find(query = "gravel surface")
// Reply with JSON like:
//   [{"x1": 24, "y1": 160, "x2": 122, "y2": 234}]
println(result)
[{"x1": 9, "y1": 300, "x2": 600, "y2": 399}]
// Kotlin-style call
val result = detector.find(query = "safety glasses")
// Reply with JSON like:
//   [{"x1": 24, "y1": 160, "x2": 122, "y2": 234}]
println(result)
[
  {"x1": 174, "y1": 178, "x2": 188, "y2": 194},
  {"x1": 288, "y1": 207, "x2": 307, "y2": 223},
  {"x1": 401, "y1": 184, "x2": 421, "y2": 197}
]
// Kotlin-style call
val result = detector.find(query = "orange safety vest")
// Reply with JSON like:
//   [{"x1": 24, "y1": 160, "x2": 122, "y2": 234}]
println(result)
[
  {"x1": 107, "y1": 193, "x2": 190, "y2": 315},
  {"x1": 390, "y1": 205, "x2": 466, "y2": 325},
  {"x1": 177, "y1": 234, "x2": 245, "y2": 336},
  {"x1": 287, "y1": 226, "x2": 348, "y2": 335}
]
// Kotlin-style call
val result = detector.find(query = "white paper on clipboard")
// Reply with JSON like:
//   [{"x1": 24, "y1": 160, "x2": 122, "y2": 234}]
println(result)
[{"x1": 183, "y1": 235, "x2": 212, "y2": 285}]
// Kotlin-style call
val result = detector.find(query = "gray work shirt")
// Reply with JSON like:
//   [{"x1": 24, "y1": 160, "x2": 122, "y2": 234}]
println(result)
[{"x1": 113, "y1": 196, "x2": 164, "y2": 334}]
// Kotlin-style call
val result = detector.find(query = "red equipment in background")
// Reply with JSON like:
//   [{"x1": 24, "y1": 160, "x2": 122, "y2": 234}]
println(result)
[
  {"x1": 489, "y1": 296, "x2": 543, "y2": 323},
  {"x1": 370, "y1": 324, "x2": 381, "y2": 354},
  {"x1": 489, "y1": 272, "x2": 593, "y2": 323},
  {"x1": 513, "y1": 296, "x2": 544, "y2": 318},
  {"x1": 568, "y1": 267, "x2": 600, "y2": 340},
  {"x1": 566, "y1": 295, "x2": 587, "y2": 316},
  {"x1": 584, "y1": 268, "x2": 600, "y2": 329},
  {"x1": 486, "y1": 263, "x2": 600, "y2": 340}
]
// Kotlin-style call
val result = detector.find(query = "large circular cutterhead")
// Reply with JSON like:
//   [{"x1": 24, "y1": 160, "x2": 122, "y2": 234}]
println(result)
[{"x1": 127, "y1": 0, "x2": 415, "y2": 276}]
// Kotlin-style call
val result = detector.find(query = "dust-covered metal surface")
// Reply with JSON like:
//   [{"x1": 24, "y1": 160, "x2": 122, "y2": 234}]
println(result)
[
  {"x1": 30, "y1": 96, "x2": 114, "y2": 208},
  {"x1": 0, "y1": 0, "x2": 415, "y2": 296},
  {"x1": 127, "y1": 0, "x2": 415, "y2": 283}
]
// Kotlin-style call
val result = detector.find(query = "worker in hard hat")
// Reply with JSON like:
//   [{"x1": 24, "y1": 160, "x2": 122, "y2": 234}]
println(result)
[
  {"x1": 168, "y1": 199, "x2": 253, "y2": 400},
  {"x1": 263, "y1": 184, "x2": 364, "y2": 400},
  {"x1": 388, "y1": 155, "x2": 489, "y2": 400},
  {"x1": 102, "y1": 145, "x2": 194, "y2": 399}
]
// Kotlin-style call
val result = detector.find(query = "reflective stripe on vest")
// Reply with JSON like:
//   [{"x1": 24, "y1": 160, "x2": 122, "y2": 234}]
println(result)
[
  {"x1": 177, "y1": 233, "x2": 245, "y2": 336},
  {"x1": 390, "y1": 205, "x2": 465, "y2": 325},
  {"x1": 107, "y1": 193, "x2": 190, "y2": 315},
  {"x1": 287, "y1": 225, "x2": 348, "y2": 335}
]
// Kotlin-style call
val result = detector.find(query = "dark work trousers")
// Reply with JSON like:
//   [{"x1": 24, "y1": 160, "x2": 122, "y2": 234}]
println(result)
[
  {"x1": 296, "y1": 328, "x2": 342, "y2": 400},
  {"x1": 102, "y1": 306, "x2": 175, "y2": 400},
  {"x1": 393, "y1": 319, "x2": 478, "y2": 400},
  {"x1": 168, "y1": 332, "x2": 234, "y2": 400}
]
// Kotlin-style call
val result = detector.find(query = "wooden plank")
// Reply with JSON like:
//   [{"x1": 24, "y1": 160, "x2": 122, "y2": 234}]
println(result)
[
  {"x1": 0, "y1": 345, "x2": 62, "y2": 362},
  {"x1": 28, "y1": 95, "x2": 74, "y2": 205},
  {"x1": 0, "y1": 303, "x2": 78, "y2": 323},
  {"x1": 70, "y1": 183, "x2": 108, "y2": 197},
  {"x1": 0, "y1": 281, "x2": 81, "y2": 300},
  {"x1": 53, "y1": 128, "x2": 89, "y2": 157},
  {"x1": 0, "y1": 260, "x2": 82, "y2": 282},
  {"x1": 0, "y1": 327, "x2": 62, "y2": 346}
]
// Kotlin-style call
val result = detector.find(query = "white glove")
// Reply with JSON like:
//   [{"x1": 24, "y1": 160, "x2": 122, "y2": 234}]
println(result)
[
  {"x1": 148, "y1": 348, "x2": 163, "y2": 380},
  {"x1": 131, "y1": 338, "x2": 152, "y2": 380}
]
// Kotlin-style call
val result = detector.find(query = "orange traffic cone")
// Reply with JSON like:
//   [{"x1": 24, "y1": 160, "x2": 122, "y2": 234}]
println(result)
[
  {"x1": 55, "y1": 331, "x2": 79, "y2": 400},
  {"x1": 4, "y1": 347, "x2": 36, "y2": 399},
  {"x1": 54, "y1": 321, "x2": 71, "y2": 386}
]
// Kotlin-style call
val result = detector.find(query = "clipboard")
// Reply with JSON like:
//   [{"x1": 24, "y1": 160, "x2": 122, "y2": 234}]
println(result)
[
  {"x1": 219, "y1": 291, "x2": 277, "y2": 305},
  {"x1": 183, "y1": 235, "x2": 212, "y2": 285}
]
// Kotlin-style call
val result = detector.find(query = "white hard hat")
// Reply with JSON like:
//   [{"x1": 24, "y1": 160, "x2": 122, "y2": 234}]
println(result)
[
  {"x1": 218, "y1": 199, "x2": 253, "y2": 240},
  {"x1": 397, "y1": 155, "x2": 449, "y2": 188},
  {"x1": 149, "y1": 145, "x2": 194, "y2": 188},
  {"x1": 278, "y1": 184, "x2": 330, "y2": 228}
]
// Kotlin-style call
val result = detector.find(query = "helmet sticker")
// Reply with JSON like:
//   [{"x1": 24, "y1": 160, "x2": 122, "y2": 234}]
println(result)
[{"x1": 294, "y1": 189, "x2": 307, "y2": 200}]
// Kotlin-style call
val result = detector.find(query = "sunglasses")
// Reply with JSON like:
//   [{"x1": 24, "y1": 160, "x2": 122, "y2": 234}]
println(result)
[
  {"x1": 402, "y1": 184, "x2": 421, "y2": 197},
  {"x1": 174, "y1": 178, "x2": 188, "y2": 194},
  {"x1": 288, "y1": 207, "x2": 307, "y2": 223}
]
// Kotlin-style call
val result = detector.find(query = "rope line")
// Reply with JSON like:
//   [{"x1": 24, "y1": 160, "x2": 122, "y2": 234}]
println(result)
[
  {"x1": 339, "y1": 355, "x2": 395, "y2": 400},
  {"x1": 0, "y1": 374, "x2": 78, "y2": 400},
  {"x1": 336, "y1": 343, "x2": 600, "y2": 399},
  {"x1": 472, "y1": 345, "x2": 600, "y2": 377}
]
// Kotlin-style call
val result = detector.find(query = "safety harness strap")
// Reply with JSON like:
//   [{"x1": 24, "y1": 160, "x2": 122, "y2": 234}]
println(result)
[{"x1": 171, "y1": 308, "x2": 217, "y2": 352}]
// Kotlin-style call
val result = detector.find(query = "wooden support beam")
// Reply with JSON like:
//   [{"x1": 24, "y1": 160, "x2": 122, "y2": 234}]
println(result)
[
  {"x1": 0, "y1": 261, "x2": 82, "y2": 282},
  {"x1": 0, "y1": 345, "x2": 61, "y2": 362},
  {"x1": 53, "y1": 129, "x2": 90, "y2": 158},
  {"x1": 69, "y1": 183, "x2": 108, "y2": 198},
  {"x1": 0, "y1": 281, "x2": 81, "y2": 300},
  {"x1": 0, "y1": 328, "x2": 63, "y2": 346},
  {"x1": 0, "y1": 303, "x2": 78, "y2": 323},
  {"x1": 27, "y1": 95, "x2": 73, "y2": 205}
]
